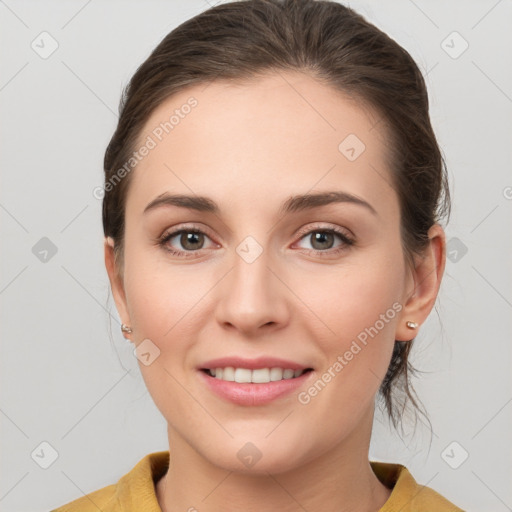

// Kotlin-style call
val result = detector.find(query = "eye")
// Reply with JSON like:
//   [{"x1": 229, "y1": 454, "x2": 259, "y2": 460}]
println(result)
[
  {"x1": 157, "y1": 225, "x2": 216, "y2": 258},
  {"x1": 294, "y1": 225, "x2": 355, "y2": 257},
  {"x1": 157, "y1": 223, "x2": 355, "y2": 259}
]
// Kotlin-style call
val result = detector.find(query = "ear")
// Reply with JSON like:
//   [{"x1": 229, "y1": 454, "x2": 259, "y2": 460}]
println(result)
[
  {"x1": 104, "y1": 237, "x2": 131, "y2": 334},
  {"x1": 395, "y1": 224, "x2": 446, "y2": 342}
]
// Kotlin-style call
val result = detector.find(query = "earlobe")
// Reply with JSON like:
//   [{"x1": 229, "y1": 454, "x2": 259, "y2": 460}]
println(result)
[{"x1": 395, "y1": 224, "x2": 446, "y2": 342}]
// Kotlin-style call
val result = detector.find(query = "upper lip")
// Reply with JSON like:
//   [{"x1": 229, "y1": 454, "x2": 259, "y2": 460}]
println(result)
[{"x1": 199, "y1": 356, "x2": 313, "y2": 371}]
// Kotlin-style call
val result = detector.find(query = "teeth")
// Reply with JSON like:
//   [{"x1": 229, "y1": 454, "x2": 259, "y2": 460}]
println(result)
[{"x1": 209, "y1": 367, "x2": 306, "y2": 383}]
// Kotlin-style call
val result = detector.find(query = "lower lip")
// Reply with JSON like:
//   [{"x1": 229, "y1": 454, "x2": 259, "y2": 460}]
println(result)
[{"x1": 198, "y1": 369, "x2": 314, "y2": 406}]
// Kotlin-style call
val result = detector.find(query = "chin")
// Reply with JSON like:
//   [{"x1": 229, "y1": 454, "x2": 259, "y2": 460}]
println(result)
[{"x1": 203, "y1": 441, "x2": 307, "y2": 476}]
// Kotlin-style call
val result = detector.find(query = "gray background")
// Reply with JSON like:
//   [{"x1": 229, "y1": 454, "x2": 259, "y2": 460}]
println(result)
[{"x1": 1, "y1": 1, "x2": 511, "y2": 510}]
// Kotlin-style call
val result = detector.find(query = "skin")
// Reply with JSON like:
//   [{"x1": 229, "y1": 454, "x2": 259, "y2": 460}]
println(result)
[{"x1": 105, "y1": 70, "x2": 446, "y2": 512}]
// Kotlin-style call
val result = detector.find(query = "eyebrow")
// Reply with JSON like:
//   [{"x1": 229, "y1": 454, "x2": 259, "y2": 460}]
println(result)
[{"x1": 143, "y1": 190, "x2": 378, "y2": 217}]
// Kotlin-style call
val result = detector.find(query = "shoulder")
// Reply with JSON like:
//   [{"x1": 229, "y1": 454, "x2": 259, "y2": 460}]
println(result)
[
  {"x1": 50, "y1": 451, "x2": 170, "y2": 512},
  {"x1": 50, "y1": 483, "x2": 118, "y2": 512},
  {"x1": 371, "y1": 461, "x2": 465, "y2": 511}
]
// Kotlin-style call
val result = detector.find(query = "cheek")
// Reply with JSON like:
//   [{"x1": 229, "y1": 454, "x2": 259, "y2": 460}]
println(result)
[
  {"x1": 334, "y1": 271, "x2": 402, "y2": 341},
  {"x1": 123, "y1": 260, "x2": 206, "y2": 422},
  {"x1": 124, "y1": 248, "x2": 212, "y2": 342},
  {"x1": 294, "y1": 249, "x2": 404, "y2": 396},
  {"x1": 300, "y1": 251, "x2": 404, "y2": 341}
]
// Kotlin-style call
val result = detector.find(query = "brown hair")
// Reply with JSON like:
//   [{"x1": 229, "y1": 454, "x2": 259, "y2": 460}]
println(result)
[{"x1": 103, "y1": 0, "x2": 450, "y2": 436}]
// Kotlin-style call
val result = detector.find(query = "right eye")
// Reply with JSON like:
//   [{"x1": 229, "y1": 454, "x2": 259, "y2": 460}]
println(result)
[{"x1": 157, "y1": 226, "x2": 217, "y2": 258}]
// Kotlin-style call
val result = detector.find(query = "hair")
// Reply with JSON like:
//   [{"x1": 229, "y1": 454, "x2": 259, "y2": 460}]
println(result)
[{"x1": 103, "y1": 0, "x2": 450, "y2": 437}]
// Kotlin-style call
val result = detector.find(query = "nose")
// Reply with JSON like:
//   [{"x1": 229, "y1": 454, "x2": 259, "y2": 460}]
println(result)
[{"x1": 215, "y1": 247, "x2": 290, "y2": 337}]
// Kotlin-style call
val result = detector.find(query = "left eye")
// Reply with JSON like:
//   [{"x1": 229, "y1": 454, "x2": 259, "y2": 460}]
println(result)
[{"x1": 295, "y1": 229, "x2": 354, "y2": 252}]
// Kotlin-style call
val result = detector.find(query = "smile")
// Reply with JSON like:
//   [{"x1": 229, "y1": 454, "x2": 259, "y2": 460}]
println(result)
[
  {"x1": 198, "y1": 367, "x2": 315, "y2": 406},
  {"x1": 202, "y1": 367, "x2": 312, "y2": 383}
]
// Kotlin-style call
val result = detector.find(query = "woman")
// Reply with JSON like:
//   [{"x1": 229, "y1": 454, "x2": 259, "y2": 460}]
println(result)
[{"x1": 52, "y1": 0, "x2": 464, "y2": 510}]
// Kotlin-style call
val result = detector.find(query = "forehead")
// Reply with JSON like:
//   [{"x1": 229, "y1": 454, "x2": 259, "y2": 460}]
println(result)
[{"x1": 126, "y1": 70, "x2": 396, "y2": 217}]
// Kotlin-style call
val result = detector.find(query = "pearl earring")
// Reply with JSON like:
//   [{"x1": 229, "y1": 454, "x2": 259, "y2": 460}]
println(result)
[{"x1": 121, "y1": 323, "x2": 133, "y2": 334}]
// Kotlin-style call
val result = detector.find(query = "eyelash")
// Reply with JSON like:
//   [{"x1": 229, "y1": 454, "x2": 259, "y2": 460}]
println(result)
[{"x1": 157, "y1": 223, "x2": 355, "y2": 259}]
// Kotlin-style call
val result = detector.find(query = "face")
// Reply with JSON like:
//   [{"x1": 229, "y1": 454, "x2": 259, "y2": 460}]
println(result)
[{"x1": 106, "y1": 70, "x2": 443, "y2": 474}]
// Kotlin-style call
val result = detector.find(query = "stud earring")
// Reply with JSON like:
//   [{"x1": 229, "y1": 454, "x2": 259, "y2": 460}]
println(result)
[
  {"x1": 121, "y1": 324, "x2": 133, "y2": 334},
  {"x1": 406, "y1": 321, "x2": 418, "y2": 329}
]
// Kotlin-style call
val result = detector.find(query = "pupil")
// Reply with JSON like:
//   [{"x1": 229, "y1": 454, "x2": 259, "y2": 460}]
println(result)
[
  {"x1": 182, "y1": 232, "x2": 203, "y2": 250},
  {"x1": 312, "y1": 231, "x2": 333, "y2": 250}
]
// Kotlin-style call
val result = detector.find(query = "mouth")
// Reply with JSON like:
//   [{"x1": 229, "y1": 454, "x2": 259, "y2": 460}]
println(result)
[
  {"x1": 198, "y1": 366, "x2": 315, "y2": 406},
  {"x1": 200, "y1": 367, "x2": 314, "y2": 383}
]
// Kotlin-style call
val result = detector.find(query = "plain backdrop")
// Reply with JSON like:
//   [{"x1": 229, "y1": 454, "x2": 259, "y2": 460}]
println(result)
[{"x1": 1, "y1": 1, "x2": 511, "y2": 511}]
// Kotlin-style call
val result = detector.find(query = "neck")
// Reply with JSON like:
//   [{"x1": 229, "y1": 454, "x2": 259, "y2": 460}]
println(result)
[{"x1": 156, "y1": 407, "x2": 391, "y2": 512}]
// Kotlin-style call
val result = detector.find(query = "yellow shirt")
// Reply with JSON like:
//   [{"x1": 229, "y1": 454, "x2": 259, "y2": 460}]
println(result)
[{"x1": 50, "y1": 450, "x2": 464, "y2": 511}]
